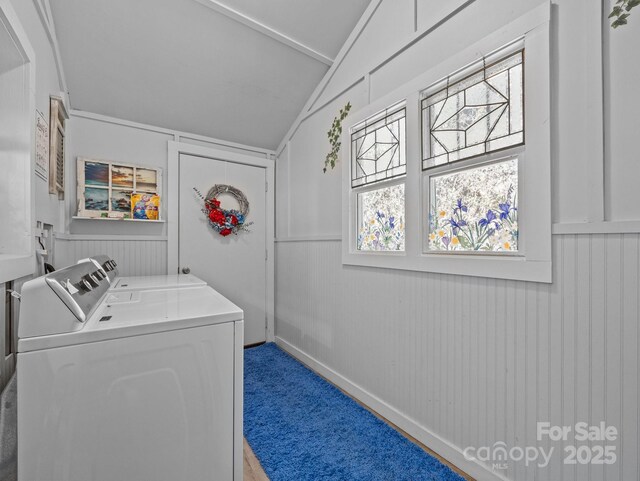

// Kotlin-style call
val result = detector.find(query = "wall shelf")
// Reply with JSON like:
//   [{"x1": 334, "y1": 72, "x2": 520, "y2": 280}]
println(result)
[{"x1": 72, "y1": 216, "x2": 165, "y2": 223}]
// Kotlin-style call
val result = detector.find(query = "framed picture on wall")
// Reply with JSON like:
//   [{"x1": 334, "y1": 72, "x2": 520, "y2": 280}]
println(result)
[
  {"x1": 76, "y1": 157, "x2": 162, "y2": 220},
  {"x1": 49, "y1": 96, "x2": 68, "y2": 198}
]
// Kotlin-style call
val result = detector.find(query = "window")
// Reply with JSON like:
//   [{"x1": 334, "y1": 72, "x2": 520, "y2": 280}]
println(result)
[
  {"x1": 76, "y1": 158, "x2": 162, "y2": 219},
  {"x1": 423, "y1": 45, "x2": 523, "y2": 254},
  {"x1": 351, "y1": 105, "x2": 406, "y2": 187},
  {"x1": 357, "y1": 183, "x2": 405, "y2": 251},
  {"x1": 427, "y1": 158, "x2": 518, "y2": 252},
  {"x1": 350, "y1": 103, "x2": 406, "y2": 252},
  {"x1": 422, "y1": 50, "x2": 524, "y2": 168},
  {"x1": 342, "y1": 7, "x2": 551, "y2": 282}
]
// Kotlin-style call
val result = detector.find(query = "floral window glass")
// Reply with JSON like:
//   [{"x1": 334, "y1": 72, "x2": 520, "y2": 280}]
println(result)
[
  {"x1": 422, "y1": 50, "x2": 523, "y2": 169},
  {"x1": 357, "y1": 184, "x2": 405, "y2": 251},
  {"x1": 351, "y1": 106, "x2": 406, "y2": 188},
  {"x1": 428, "y1": 159, "x2": 518, "y2": 252}
]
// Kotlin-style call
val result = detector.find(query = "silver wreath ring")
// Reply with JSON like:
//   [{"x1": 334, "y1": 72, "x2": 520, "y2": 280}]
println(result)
[{"x1": 206, "y1": 184, "x2": 250, "y2": 217}]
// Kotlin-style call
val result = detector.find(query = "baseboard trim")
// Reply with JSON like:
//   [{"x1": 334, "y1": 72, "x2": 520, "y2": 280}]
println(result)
[{"x1": 275, "y1": 336, "x2": 507, "y2": 481}]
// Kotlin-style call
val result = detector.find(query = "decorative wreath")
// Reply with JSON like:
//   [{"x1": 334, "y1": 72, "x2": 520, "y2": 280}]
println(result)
[{"x1": 194, "y1": 185, "x2": 253, "y2": 237}]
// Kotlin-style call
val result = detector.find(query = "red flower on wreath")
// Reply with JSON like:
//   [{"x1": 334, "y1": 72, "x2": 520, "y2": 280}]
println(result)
[
  {"x1": 205, "y1": 198, "x2": 221, "y2": 211},
  {"x1": 208, "y1": 209, "x2": 226, "y2": 225},
  {"x1": 193, "y1": 186, "x2": 252, "y2": 238}
]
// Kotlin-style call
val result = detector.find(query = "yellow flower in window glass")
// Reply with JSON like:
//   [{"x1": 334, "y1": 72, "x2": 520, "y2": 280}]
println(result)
[
  {"x1": 428, "y1": 159, "x2": 518, "y2": 252},
  {"x1": 357, "y1": 184, "x2": 405, "y2": 252}
]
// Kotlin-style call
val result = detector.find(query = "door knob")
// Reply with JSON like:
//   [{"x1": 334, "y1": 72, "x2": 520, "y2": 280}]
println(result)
[{"x1": 182, "y1": 267, "x2": 191, "y2": 274}]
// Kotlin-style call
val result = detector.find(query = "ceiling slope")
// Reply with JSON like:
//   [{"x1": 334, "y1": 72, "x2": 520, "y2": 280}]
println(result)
[{"x1": 49, "y1": 0, "x2": 370, "y2": 150}]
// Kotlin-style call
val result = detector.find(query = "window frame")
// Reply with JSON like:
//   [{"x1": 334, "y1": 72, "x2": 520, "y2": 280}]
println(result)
[
  {"x1": 348, "y1": 101, "x2": 408, "y2": 255},
  {"x1": 342, "y1": 6, "x2": 551, "y2": 282},
  {"x1": 355, "y1": 176, "x2": 407, "y2": 254},
  {"x1": 76, "y1": 157, "x2": 163, "y2": 219},
  {"x1": 422, "y1": 148, "x2": 524, "y2": 256}
]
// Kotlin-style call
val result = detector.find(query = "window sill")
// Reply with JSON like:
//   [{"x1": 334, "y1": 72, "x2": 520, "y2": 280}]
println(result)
[{"x1": 342, "y1": 251, "x2": 551, "y2": 283}]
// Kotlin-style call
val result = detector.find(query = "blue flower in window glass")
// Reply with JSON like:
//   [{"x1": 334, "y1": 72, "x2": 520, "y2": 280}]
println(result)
[
  {"x1": 357, "y1": 184, "x2": 405, "y2": 251},
  {"x1": 428, "y1": 159, "x2": 518, "y2": 252}
]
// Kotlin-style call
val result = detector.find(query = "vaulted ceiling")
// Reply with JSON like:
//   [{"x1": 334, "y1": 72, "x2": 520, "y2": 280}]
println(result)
[{"x1": 49, "y1": 0, "x2": 371, "y2": 150}]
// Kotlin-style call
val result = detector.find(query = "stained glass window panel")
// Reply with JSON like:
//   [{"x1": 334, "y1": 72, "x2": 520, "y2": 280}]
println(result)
[
  {"x1": 428, "y1": 159, "x2": 518, "y2": 252},
  {"x1": 422, "y1": 50, "x2": 524, "y2": 169},
  {"x1": 351, "y1": 107, "x2": 406, "y2": 188},
  {"x1": 357, "y1": 184, "x2": 405, "y2": 251}
]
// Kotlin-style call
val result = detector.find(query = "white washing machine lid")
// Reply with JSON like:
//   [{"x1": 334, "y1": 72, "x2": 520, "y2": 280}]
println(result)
[
  {"x1": 111, "y1": 274, "x2": 206, "y2": 291},
  {"x1": 18, "y1": 286, "x2": 243, "y2": 352}
]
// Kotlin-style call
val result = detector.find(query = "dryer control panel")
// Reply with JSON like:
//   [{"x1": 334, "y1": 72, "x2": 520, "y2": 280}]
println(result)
[
  {"x1": 18, "y1": 260, "x2": 112, "y2": 340},
  {"x1": 82, "y1": 254, "x2": 119, "y2": 283}
]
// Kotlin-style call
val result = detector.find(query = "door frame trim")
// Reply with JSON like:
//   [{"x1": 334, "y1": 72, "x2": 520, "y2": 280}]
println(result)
[{"x1": 168, "y1": 141, "x2": 275, "y2": 342}]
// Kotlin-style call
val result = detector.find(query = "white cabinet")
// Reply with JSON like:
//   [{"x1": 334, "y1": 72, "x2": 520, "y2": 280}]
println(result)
[{"x1": 0, "y1": 0, "x2": 36, "y2": 283}]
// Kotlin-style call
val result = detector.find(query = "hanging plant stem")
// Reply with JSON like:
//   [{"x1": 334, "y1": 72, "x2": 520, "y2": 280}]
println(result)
[{"x1": 323, "y1": 102, "x2": 352, "y2": 173}]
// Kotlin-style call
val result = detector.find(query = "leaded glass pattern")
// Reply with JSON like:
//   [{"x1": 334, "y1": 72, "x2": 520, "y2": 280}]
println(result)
[
  {"x1": 351, "y1": 107, "x2": 406, "y2": 188},
  {"x1": 422, "y1": 50, "x2": 524, "y2": 169},
  {"x1": 428, "y1": 159, "x2": 518, "y2": 252}
]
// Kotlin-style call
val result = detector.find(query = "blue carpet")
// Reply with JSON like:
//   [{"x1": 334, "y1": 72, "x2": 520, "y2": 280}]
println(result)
[{"x1": 244, "y1": 343, "x2": 466, "y2": 481}]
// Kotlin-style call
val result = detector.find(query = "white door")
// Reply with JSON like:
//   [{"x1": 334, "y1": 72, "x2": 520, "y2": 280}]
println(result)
[{"x1": 179, "y1": 154, "x2": 266, "y2": 345}]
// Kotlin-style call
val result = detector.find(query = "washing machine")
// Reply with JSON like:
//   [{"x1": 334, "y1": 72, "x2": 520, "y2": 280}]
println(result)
[
  {"x1": 17, "y1": 260, "x2": 244, "y2": 481},
  {"x1": 80, "y1": 255, "x2": 207, "y2": 291}
]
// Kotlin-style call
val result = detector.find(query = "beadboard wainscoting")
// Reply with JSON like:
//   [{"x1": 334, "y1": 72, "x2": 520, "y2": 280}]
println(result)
[
  {"x1": 275, "y1": 233, "x2": 639, "y2": 481},
  {"x1": 55, "y1": 237, "x2": 168, "y2": 277}
]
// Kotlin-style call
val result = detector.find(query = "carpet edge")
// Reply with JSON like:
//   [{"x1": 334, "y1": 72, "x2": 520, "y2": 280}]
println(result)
[{"x1": 274, "y1": 336, "x2": 508, "y2": 481}]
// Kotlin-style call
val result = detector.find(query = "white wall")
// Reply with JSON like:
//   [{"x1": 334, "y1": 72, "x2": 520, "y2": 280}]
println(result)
[
  {"x1": 604, "y1": 0, "x2": 640, "y2": 221},
  {"x1": 56, "y1": 112, "x2": 272, "y2": 274},
  {"x1": 9, "y1": 0, "x2": 65, "y2": 230},
  {"x1": 275, "y1": 1, "x2": 640, "y2": 480},
  {"x1": 6, "y1": 1, "x2": 275, "y2": 276}
]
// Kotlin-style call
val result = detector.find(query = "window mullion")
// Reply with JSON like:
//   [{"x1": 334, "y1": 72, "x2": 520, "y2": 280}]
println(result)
[{"x1": 404, "y1": 91, "x2": 421, "y2": 258}]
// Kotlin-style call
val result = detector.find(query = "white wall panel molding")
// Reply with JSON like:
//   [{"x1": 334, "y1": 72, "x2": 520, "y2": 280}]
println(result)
[
  {"x1": 275, "y1": 224, "x2": 640, "y2": 241},
  {"x1": 191, "y1": 0, "x2": 334, "y2": 66},
  {"x1": 584, "y1": 0, "x2": 605, "y2": 222},
  {"x1": 275, "y1": 235, "x2": 341, "y2": 243},
  {"x1": 553, "y1": 220, "x2": 640, "y2": 235},
  {"x1": 275, "y1": 233, "x2": 640, "y2": 481},
  {"x1": 54, "y1": 238, "x2": 167, "y2": 276},
  {"x1": 276, "y1": 337, "x2": 504, "y2": 481},
  {"x1": 55, "y1": 233, "x2": 167, "y2": 242}
]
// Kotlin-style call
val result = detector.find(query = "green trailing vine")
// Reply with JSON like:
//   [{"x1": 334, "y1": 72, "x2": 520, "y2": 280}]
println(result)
[
  {"x1": 323, "y1": 102, "x2": 352, "y2": 173},
  {"x1": 610, "y1": 0, "x2": 640, "y2": 28}
]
